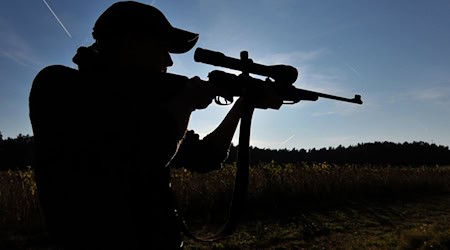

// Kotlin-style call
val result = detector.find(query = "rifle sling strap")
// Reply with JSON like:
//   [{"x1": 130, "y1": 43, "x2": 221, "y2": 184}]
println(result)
[{"x1": 176, "y1": 106, "x2": 255, "y2": 242}]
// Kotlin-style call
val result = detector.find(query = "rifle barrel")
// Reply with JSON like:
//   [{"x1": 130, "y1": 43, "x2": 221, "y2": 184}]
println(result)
[
  {"x1": 317, "y1": 92, "x2": 363, "y2": 104},
  {"x1": 288, "y1": 88, "x2": 363, "y2": 104}
]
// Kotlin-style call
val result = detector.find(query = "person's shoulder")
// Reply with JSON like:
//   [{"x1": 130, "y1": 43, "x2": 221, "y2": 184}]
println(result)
[
  {"x1": 30, "y1": 65, "x2": 80, "y2": 100},
  {"x1": 32, "y1": 65, "x2": 80, "y2": 91},
  {"x1": 33, "y1": 65, "x2": 78, "y2": 83}
]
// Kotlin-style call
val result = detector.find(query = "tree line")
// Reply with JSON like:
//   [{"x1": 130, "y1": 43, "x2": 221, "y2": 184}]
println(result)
[
  {"x1": 1, "y1": 131, "x2": 450, "y2": 171},
  {"x1": 0, "y1": 132, "x2": 35, "y2": 170},
  {"x1": 226, "y1": 141, "x2": 450, "y2": 166}
]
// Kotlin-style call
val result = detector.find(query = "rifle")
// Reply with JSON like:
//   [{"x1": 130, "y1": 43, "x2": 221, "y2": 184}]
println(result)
[
  {"x1": 175, "y1": 48, "x2": 363, "y2": 242},
  {"x1": 193, "y1": 47, "x2": 363, "y2": 106}
]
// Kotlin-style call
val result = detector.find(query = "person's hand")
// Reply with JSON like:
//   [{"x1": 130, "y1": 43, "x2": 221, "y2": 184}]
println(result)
[{"x1": 184, "y1": 76, "x2": 218, "y2": 110}]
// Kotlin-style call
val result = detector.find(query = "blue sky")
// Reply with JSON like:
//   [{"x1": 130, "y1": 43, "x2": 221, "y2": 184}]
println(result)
[{"x1": 1, "y1": 0, "x2": 449, "y2": 150}]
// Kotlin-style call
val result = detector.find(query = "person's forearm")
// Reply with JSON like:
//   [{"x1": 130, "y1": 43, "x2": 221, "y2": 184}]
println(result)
[{"x1": 202, "y1": 98, "x2": 246, "y2": 151}]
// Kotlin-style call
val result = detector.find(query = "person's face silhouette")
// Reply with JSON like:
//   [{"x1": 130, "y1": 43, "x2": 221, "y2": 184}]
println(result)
[
  {"x1": 114, "y1": 37, "x2": 174, "y2": 72},
  {"x1": 137, "y1": 38, "x2": 173, "y2": 72}
]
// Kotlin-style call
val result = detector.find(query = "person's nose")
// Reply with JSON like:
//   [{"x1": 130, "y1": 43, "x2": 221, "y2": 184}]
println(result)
[{"x1": 165, "y1": 53, "x2": 173, "y2": 68}]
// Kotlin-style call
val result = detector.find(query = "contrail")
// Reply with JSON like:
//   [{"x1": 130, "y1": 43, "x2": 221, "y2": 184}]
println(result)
[
  {"x1": 344, "y1": 62, "x2": 360, "y2": 77},
  {"x1": 279, "y1": 134, "x2": 295, "y2": 147},
  {"x1": 42, "y1": 0, "x2": 72, "y2": 38}
]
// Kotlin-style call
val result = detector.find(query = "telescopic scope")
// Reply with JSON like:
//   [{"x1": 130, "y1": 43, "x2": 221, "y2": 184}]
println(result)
[{"x1": 194, "y1": 48, "x2": 298, "y2": 84}]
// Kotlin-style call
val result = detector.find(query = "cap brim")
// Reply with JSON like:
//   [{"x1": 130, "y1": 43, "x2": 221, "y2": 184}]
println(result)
[{"x1": 167, "y1": 27, "x2": 199, "y2": 54}]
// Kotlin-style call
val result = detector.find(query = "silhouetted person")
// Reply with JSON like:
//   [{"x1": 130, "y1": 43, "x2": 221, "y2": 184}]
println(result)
[{"x1": 29, "y1": 1, "x2": 282, "y2": 249}]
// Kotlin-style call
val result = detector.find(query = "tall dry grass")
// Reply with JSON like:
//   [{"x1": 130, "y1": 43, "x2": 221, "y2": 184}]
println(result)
[
  {"x1": 1, "y1": 163, "x2": 450, "y2": 236},
  {"x1": 170, "y1": 163, "x2": 450, "y2": 221},
  {"x1": 0, "y1": 167, "x2": 40, "y2": 227}
]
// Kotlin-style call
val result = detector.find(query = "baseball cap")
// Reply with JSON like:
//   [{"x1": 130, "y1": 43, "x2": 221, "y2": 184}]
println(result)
[{"x1": 92, "y1": 1, "x2": 199, "y2": 54}]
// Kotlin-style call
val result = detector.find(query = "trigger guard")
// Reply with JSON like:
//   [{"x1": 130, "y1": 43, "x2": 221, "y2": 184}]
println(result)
[{"x1": 215, "y1": 96, "x2": 233, "y2": 105}]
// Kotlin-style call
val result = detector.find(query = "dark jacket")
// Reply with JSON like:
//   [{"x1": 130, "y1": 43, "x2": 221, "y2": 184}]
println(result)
[{"x1": 29, "y1": 46, "x2": 226, "y2": 249}]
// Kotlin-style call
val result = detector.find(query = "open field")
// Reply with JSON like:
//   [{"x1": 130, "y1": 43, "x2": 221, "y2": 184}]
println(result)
[
  {"x1": 183, "y1": 195, "x2": 450, "y2": 249},
  {"x1": 1, "y1": 163, "x2": 450, "y2": 249}
]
